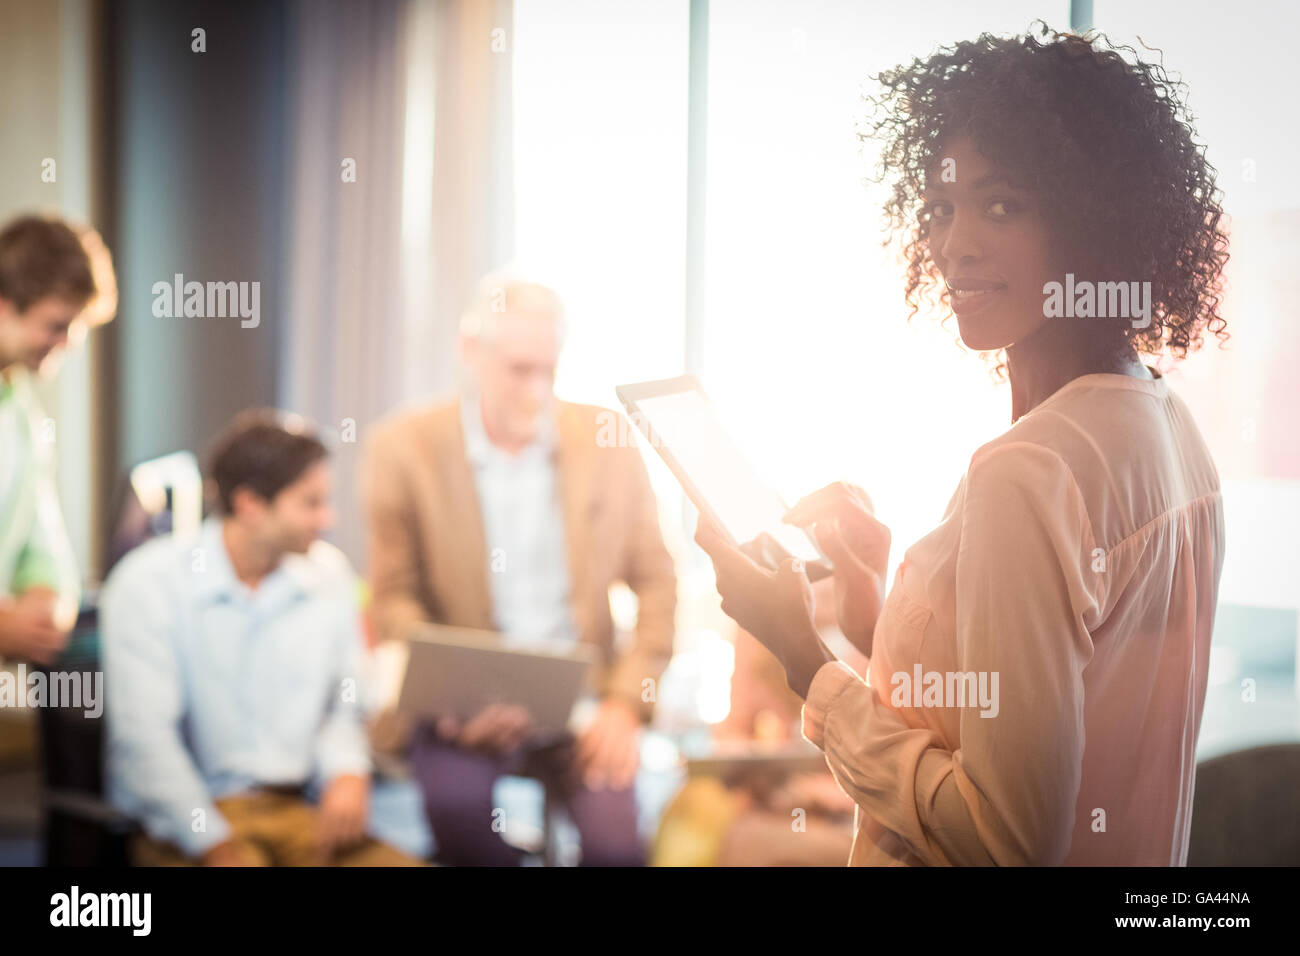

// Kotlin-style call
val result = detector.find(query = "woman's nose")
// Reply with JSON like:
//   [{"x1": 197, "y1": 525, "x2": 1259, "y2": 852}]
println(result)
[{"x1": 939, "y1": 208, "x2": 985, "y2": 265}]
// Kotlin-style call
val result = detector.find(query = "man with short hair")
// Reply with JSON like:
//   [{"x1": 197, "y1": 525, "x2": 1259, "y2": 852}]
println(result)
[
  {"x1": 363, "y1": 277, "x2": 677, "y2": 866},
  {"x1": 0, "y1": 215, "x2": 114, "y2": 665},
  {"x1": 102, "y1": 412, "x2": 421, "y2": 866}
]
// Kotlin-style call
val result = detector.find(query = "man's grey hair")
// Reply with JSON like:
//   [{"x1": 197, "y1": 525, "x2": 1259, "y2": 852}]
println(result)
[{"x1": 459, "y1": 274, "x2": 567, "y2": 344}]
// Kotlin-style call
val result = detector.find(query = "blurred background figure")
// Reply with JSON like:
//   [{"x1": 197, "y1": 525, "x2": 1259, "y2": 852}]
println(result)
[
  {"x1": 101, "y1": 412, "x2": 421, "y2": 866},
  {"x1": 363, "y1": 276, "x2": 677, "y2": 865},
  {"x1": 652, "y1": 576, "x2": 861, "y2": 866},
  {"x1": 0, "y1": 215, "x2": 114, "y2": 667}
]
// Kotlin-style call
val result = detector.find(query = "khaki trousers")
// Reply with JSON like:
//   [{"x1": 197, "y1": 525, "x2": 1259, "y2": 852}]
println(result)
[{"x1": 131, "y1": 790, "x2": 426, "y2": 866}]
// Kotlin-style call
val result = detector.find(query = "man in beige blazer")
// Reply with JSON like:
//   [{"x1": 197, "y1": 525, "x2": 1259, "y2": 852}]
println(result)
[{"x1": 362, "y1": 278, "x2": 676, "y2": 865}]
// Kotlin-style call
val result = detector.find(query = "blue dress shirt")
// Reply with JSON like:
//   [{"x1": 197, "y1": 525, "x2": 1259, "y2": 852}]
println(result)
[
  {"x1": 100, "y1": 518, "x2": 371, "y2": 857},
  {"x1": 460, "y1": 393, "x2": 580, "y2": 650}
]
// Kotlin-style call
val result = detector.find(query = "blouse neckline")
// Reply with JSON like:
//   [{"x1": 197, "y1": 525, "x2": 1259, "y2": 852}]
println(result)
[{"x1": 1022, "y1": 366, "x2": 1167, "y2": 420}]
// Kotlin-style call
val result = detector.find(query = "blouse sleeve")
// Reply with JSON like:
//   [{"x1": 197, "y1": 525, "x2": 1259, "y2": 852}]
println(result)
[{"x1": 801, "y1": 442, "x2": 1100, "y2": 865}]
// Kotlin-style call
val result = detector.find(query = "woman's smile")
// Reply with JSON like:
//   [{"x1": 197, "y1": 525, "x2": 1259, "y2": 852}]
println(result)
[{"x1": 946, "y1": 278, "x2": 1008, "y2": 318}]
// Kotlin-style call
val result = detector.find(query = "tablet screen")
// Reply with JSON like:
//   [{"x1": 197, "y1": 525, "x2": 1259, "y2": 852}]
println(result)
[{"x1": 632, "y1": 388, "x2": 823, "y2": 564}]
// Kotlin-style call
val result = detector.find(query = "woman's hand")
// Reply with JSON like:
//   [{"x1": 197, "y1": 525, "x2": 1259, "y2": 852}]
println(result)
[
  {"x1": 783, "y1": 482, "x2": 890, "y2": 659},
  {"x1": 694, "y1": 516, "x2": 835, "y2": 699}
]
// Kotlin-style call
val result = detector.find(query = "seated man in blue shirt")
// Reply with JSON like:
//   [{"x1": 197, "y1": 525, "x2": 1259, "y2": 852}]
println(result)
[{"x1": 101, "y1": 411, "x2": 421, "y2": 866}]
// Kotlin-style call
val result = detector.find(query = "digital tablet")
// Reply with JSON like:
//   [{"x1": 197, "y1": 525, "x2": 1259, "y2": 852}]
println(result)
[
  {"x1": 396, "y1": 624, "x2": 595, "y2": 733},
  {"x1": 684, "y1": 740, "x2": 829, "y2": 782},
  {"x1": 615, "y1": 375, "x2": 832, "y2": 581}
]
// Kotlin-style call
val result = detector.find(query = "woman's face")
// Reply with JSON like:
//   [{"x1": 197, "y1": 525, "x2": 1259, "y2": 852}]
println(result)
[{"x1": 923, "y1": 136, "x2": 1061, "y2": 352}]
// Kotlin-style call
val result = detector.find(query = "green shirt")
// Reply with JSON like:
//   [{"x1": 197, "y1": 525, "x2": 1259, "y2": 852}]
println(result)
[{"x1": 0, "y1": 369, "x2": 80, "y2": 609}]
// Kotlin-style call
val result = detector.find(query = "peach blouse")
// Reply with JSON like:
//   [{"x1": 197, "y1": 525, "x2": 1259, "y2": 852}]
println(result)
[{"x1": 802, "y1": 370, "x2": 1225, "y2": 865}]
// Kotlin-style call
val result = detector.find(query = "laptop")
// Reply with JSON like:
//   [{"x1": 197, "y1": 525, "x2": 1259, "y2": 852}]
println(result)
[{"x1": 395, "y1": 623, "x2": 595, "y2": 734}]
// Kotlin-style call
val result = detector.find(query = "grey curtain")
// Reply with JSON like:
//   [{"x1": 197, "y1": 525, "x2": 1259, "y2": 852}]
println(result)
[
  {"x1": 283, "y1": 0, "x2": 410, "y2": 566},
  {"x1": 282, "y1": 0, "x2": 515, "y2": 568}
]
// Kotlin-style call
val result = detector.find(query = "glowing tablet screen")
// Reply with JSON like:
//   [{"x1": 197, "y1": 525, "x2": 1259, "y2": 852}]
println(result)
[{"x1": 632, "y1": 389, "x2": 822, "y2": 564}]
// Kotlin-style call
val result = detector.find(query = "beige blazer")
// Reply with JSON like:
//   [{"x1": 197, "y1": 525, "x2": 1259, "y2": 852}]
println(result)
[{"x1": 361, "y1": 396, "x2": 677, "y2": 720}]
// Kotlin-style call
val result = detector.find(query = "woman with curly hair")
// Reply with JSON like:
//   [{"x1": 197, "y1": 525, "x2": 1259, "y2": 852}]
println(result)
[{"x1": 694, "y1": 21, "x2": 1229, "y2": 866}]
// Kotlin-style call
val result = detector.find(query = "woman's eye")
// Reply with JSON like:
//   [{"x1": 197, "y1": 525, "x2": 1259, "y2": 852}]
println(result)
[
  {"x1": 924, "y1": 201, "x2": 953, "y2": 221},
  {"x1": 987, "y1": 198, "x2": 1021, "y2": 218}
]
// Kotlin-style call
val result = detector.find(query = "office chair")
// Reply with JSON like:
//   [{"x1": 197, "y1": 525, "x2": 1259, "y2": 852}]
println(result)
[
  {"x1": 36, "y1": 601, "x2": 139, "y2": 866},
  {"x1": 1187, "y1": 741, "x2": 1300, "y2": 865}
]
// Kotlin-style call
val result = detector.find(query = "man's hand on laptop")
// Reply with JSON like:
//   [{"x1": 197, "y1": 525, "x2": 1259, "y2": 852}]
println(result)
[
  {"x1": 575, "y1": 699, "x2": 641, "y2": 791},
  {"x1": 437, "y1": 703, "x2": 534, "y2": 754}
]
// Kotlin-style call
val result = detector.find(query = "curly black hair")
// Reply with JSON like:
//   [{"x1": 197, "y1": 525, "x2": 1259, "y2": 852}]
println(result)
[{"x1": 860, "y1": 19, "x2": 1230, "y2": 370}]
